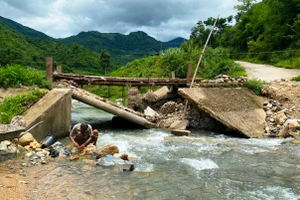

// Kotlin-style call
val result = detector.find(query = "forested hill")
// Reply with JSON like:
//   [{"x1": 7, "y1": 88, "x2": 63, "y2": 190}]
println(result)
[
  {"x1": 58, "y1": 31, "x2": 186, "y2": 65},
  {"x1": 0, "y1": 23, "x2": 101, "y2": 74},
  {"x1": 59, "y1": 31, "x2": 160, "y2": 65},
  {"x1": 163, "y1": 37, "x2": 187, "y2": 48},
  {"x1": 188, "y1": 0, "x2": 300, "y2": 68},
  {"x1": 0, "y1": 16, "x2": 54, "y2": 41},
  {"x1": 0, "y1": 16, "x2": 185, "y2": 66}
]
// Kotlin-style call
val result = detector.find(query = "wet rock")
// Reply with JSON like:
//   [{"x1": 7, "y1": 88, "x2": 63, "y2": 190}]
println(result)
[
  {"x1": 69, "y1": 155, "x2": 79, "y2": 161},
  {"x1": 96, "y1": 144, "x2": 119, "y2": 159},
  {"x1": 160, "y1": 101, "x2": 177, "y2": 114},
  {"x1": 144, "y1": 106, "x2": 159, "y2": 122},
  {"x1": 291, "y1": 140, "x2": 300, "y2": 145},
  {"x1": 96, "y1": 155, "x2": 134, "y2": 171},
  {"x1": 275, "y1": 112, "x2": 287, "y2": 125},
  {"x1": 15, "y1": 132, "x2": 34, "y2": 146},
  {"x1": 285, "y1": 119, "x2": 300, "y2": 132},
  {"x1": 82, "y1": 145, "x2": 97, "y2": 155},
  {"x1": 0, "y1": 140, "x2": 20, "y2": 154}
]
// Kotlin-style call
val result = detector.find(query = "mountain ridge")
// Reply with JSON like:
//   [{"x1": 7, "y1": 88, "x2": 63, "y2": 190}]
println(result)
[{"x1": 0, "y1": 15, "x2": 187, "y2": 65}]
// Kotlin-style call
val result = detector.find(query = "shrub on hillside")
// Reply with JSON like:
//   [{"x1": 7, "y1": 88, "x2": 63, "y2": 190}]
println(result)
[
  {"x1": 0, "y1": 64, "x2": 52, "y2": 89},
  {"x1": 198, "y1": 48, "x2": 246, "y2": 79},
  {"x1": 244, "y1": 79, "x2": 267, "y2": 95},
  {"x1": 292, "y1": 75, "x2": 300, "y2": 81},
  {"x1": 0, "y1": 89, "x2": 47, "y2": 123}
]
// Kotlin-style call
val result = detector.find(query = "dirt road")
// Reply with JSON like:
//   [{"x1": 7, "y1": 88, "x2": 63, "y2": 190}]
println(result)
[{"x1": 235, "y1": 61, "x2": 300, "y2": 81}]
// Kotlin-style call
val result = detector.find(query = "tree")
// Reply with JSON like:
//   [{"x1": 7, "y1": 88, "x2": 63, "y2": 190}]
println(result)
[
  {"x1": 189, "y1": 16, "x2": 233, "y2": 49},
  {"x1": 234, "y1": 0, "x2": 257, "y2": 22},
  {"x1": 99, "y1": 49, "x2": 111, "y2": 75}
]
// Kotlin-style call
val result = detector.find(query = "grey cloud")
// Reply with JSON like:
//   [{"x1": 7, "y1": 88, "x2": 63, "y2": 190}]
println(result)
[
  {"x1": 0, "y1": 0, "x2": 50, "y2": 17},
  {"x1": 0, "y1": 0, "x2": 240, "y2": 41}
]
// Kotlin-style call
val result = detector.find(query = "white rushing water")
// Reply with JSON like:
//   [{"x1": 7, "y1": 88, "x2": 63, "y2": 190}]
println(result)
[{"x1": 40, "y1": 102, "x2": 300, "y2": 200}]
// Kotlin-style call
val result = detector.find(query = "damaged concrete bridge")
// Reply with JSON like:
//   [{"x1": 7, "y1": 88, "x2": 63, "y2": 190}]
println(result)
[
  {"x1": 0, "y1": 81, "x2": 267, "y2": 141},
  {"x1": 178, "y1": 87, "x2": 266, "y2": 138},
  {"x1": 23, "y1": 85, "x2": 266, "y2": 142}
]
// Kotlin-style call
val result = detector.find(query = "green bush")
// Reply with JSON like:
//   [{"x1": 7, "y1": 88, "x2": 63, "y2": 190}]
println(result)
[
  {"x1": 243, "y1": 79, "x2": 267, "y2": 95},
  {"x1": 197, "y1": 47, "x2": 246, "y2": 79},
  {"x1": 292, "y1": 75, "x2": 300, "y2": 81},
  {"x1": 0, "y1": 64, "x2": 52, "y2": 89},
  {"x1": 0, "y1": 89, "x2": 47, "y2": 123}
]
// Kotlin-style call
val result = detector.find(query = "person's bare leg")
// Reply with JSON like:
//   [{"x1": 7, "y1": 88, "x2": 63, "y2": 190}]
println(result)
[{"x1": 75, "y1": 131, "x2": 84, "y2": 146}]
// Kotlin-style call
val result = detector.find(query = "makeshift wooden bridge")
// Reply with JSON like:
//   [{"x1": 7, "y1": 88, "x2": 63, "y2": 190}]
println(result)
[{"x1": 52, "y1": 73, "x2": 203, "y2": 87}]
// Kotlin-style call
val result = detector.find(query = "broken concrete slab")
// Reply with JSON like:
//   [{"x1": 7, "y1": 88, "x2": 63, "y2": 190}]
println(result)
[
  {"x1": 178, "y1": 87, "x2": 267, "y2": 138},
  {"x1": 169, "y1": 120, "x2": 189, "y2": 130}
]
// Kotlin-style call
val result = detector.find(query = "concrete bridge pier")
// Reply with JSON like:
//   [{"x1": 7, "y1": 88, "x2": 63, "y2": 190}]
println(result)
[{"x1": 23, "y1": 88, "x2": 72, "y2": 142}]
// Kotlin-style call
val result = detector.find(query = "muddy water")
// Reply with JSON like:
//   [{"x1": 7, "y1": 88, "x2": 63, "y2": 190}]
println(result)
[{"x1": 30, "y1": 102, "x2": 300, "y2": 200}]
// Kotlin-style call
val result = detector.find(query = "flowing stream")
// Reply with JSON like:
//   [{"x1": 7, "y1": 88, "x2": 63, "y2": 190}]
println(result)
[{"x1": 31, "y1": 102, "x2": 300, "y2": 200}]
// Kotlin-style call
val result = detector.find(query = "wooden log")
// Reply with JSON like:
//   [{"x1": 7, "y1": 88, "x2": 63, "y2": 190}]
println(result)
[
  {"x1": 53, "y1": 73, "x2": 203, "y2": 86},
  {"x1": 71, "y1": 89, "x2": 157, "y2": 129}
]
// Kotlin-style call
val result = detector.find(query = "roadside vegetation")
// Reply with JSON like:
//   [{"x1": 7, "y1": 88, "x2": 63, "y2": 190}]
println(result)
[
  {"x1": 292, "y1": 75, "x2": 300, "y2": 81},
  {"x1": 85, "y1": 46, "x2": 246, "y2": 100},
  {"x1": 0, "y1": 65, "x2": 50, "y2": 123},
  {"x1": 243, "y1": 79, "x2": 267, "y2": 95},
  {"x1": 0, "y1": 64, "x2": 52, "y2": 89},
  {"x1": 0, "y1": 89, "x2": 47, "y2": 123}
]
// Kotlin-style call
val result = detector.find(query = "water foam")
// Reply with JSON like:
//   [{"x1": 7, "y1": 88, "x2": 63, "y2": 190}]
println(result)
[
  {"x1": 180, "y1": 158, "x2": 219, "y2": 171},
  {"x1": 248, "y1": 186, "x2": 300, "y2": 200}
]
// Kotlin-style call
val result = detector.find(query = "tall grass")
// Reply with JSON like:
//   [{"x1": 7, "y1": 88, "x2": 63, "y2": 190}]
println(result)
[
  {"x1": 0, "y1": 89, "x2": 47, "y2": 123},
  {"x1": 292, "y1": 75, "x2": 300, "y2": 81},
  {"x1": 0, "y1": 64, "x2": 52, "y2": 89},
  {"x1": 93, "y1": 47, "x2": 247, "y2": 99},
  {"x1": 243, "y1": 79, "x2": 267, "y2": 95}
]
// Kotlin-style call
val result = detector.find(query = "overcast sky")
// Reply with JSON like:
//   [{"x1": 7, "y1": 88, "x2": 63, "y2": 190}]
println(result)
[{"x1": 0, "y1": 0, "x2": 242, "y2": 42}]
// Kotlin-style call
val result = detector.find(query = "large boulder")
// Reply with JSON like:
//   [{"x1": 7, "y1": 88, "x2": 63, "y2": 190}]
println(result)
[
  {"x1": 96, "y1": 155, "x2": 134, "y2": 171},
  {"x1": 96, "y1": 144, "x2": 119, "y2": 159},
  {"x1": 16, "y1": 132, "x2": 35, "y2": 146}
]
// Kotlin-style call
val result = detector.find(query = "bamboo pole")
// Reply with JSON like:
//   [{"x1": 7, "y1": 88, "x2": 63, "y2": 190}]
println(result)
[
  {"x1": 190, "y1": 15, "x2": 219, "y2": 87},
  {"x1": 183, "y1": 15, "x2": 219, "y2": 116}
]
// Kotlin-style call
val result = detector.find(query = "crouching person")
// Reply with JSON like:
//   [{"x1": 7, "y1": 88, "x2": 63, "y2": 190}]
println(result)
[{"x1": 69, "y1": 123, "x2": 96, "y2": 153}]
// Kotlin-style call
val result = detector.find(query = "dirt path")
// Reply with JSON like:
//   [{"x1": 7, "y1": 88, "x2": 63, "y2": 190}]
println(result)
[{"x1": 235, "y1": 61, "x2": 300, "y2": 81}]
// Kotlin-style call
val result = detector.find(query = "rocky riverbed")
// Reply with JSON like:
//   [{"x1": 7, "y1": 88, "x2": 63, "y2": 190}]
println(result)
[{"x1": 0, "y1": 78, "x2": 300, "y2": 199}]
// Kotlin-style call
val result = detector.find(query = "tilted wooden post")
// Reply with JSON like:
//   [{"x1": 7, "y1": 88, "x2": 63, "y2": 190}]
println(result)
[
  {"x1": 46, "y1": 57, "x2": 53, "y2": 81},
  {"x1": 184, "y1": 15, "x2": 219, "y2": 117},
  {"x1": 190, "y1": 15, "x2": 219, "y2": 87}
]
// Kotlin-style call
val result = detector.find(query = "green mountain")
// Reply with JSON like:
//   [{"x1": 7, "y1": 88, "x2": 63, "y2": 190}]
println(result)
[
  {"x1": 0, "y1": 22, "x2": 100, "y2": 74},
  {"x1": 0, "y1": 15, "x2": 186, "y2": 72},
  {"x1": 0, "y1": 16, "x2": 54, "y2": 41},
  {"x1": 59, "y1": 31, "x2": 185, "y2": 65},
  {"x1": 162, "y1": 37, "x2": 187, "y2": 49}
]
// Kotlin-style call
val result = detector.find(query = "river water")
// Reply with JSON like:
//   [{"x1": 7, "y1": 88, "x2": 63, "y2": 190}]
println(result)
[{"x1": 32, "y1": 102, "x2": 300, "y2": 200}]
